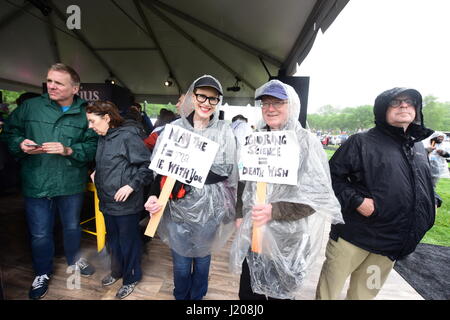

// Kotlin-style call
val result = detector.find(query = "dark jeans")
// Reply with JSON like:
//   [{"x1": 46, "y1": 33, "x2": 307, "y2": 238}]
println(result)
[
  {"x1": 171, "y1": 250, "x2": 211, "y2": 300},
  {"x1": 104, "y1": 213, "x2": 142, "y2": 285},
  {"x1": 24, "y1": 193, "x2": 84, "y2": 276},
  {"x1": 239, "y1": 258, "x2": 285, "y2": 300}
]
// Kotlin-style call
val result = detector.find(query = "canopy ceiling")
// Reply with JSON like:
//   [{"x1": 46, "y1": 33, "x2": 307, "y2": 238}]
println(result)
[{"x1": 0, "y1": 0, "x2": 348, "y2": 104}]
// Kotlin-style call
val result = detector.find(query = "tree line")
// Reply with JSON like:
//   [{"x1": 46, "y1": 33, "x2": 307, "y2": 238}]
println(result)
[{"x1": 307, "y1": 95, "x2": 450, "y2": 133}]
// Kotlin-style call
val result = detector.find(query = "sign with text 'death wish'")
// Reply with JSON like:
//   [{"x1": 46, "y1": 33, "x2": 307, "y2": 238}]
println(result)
[
  {"x1": 238, "y1": 130, "x2": 300, "y2": 254},
  {"x1": 238, "y1": 131, "x2": 299, "y2": 185},
  {"x1": 149, "y1": 124, "x2": 220, "y2": 189}
]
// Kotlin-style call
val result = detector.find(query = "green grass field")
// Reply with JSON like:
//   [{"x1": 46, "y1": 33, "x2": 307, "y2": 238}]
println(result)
[
  {"x1": 324, "y1": 148, "x2": 336, "y2": 160},
  {"x1": 421, "y1": 179, "x2": 450, "y2": 247},
  {"x1": 324, "y1": 147, "x2": 449, "y2": 247}
]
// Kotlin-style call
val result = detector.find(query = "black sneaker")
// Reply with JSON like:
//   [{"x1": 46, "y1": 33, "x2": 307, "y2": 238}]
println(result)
[
  {"x1": 116, "y1": 281, "x2": 138, "y2": 299},
  {"x1": 71, "y1": 258, "x2": 96, "y2": 277},
  {"x1": 29, "y1": 274, "x2": 51, "y2": 300},
  {"x1": 102, "y1": 274, "x2": 119, "y2": 286}
]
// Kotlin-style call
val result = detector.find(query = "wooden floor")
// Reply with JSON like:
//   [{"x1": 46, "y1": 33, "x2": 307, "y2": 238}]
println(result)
[{"x1": 0, "y1": 192, "x2": 423, "y2": 300}]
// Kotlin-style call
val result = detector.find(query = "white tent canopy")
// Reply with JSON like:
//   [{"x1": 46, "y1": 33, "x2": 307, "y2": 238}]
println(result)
[{"x1": 0, "y1": 0, "x2": 348, "y2": 105}]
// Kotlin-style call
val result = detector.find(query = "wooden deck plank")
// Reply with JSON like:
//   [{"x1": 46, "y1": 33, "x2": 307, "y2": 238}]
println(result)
[{"x1": 0, "y1": 193, "x2": 423, "y2": 300}]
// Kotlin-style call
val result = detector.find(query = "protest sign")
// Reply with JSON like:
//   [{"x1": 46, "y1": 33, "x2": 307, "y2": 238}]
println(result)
[
  {"x1": 238, "y1": 130, "x2": 300, "y2": 253},
  {"x1": 149, "y1": 124, "x2": 220, "y2": 189},
  {"x1": 238, "y1": 131, "x2": 299, "y2": 185}
]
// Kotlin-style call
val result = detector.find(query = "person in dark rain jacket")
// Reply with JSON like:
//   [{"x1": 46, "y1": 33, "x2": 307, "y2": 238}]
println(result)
[
  {"x1": 87, "y1": 101, "x2": 153, "y2": 299},
  {"x1": 316, "y1": 87, "x2": 437, "y2": 300}
]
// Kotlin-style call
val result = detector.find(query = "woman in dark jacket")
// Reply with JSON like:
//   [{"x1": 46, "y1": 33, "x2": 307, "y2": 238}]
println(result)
[{"x1": 86, "y1": 101, "x2": 153, "y2": 299}]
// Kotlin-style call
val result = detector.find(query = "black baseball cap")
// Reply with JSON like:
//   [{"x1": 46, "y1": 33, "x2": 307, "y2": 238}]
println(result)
[{"x1": 193, "y1": 76, "x2": 223, "y2": 95}]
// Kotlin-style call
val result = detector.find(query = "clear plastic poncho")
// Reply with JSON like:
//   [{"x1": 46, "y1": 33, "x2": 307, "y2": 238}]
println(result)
[
  {"x1": 424, "y1": 131, "x2": 450, "y2": 179},
  {"x1": 229, "y1": 80, "x2": 344, "y2": 299},
  {"x1": 152, "y1": 75, "x2": 238, "y2": 258}
]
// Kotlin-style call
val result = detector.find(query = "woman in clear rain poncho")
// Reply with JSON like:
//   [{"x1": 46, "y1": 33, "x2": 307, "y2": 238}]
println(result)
[
  {"x1": 145, "y1": 75, "x2": 238, "y2": 300},
  {"x1": 230, "y1": 80, "x2": 344, "y2": 300}
]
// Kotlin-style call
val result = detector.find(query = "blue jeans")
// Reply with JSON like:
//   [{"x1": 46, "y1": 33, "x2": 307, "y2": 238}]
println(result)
[
  {"x1": 104, "y1": 214, "x2": 142, "y2": 285},
  {"x1": 171, "y1": 250, "x2": 211, "y2": 300},
  {"x1": 24, "y1": 193, "x2": 84, "y2": 276}
]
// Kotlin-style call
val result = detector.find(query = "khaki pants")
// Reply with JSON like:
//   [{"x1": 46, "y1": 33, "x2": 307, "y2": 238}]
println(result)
[{"x1": 316, "y1": 237, "x2": 395, "y2": 300}]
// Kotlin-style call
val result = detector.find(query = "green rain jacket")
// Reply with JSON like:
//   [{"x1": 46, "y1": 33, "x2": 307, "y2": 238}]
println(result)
[{"x1": 2, "y1": 93, "x2": 98, "y2": 198}]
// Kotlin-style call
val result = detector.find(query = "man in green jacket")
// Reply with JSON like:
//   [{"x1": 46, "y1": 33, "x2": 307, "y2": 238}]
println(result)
[{"x1": 2, "y1": 63, "x2": 98, "y2": 299}]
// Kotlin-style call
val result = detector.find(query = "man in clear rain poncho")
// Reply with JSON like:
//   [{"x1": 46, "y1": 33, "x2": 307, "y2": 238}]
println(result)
[
  {"x1": 423, "y1": 131, "x2": 450, "y2": 187},
  {"x1": 145, "y1": 75, "x2": 238, "y2": 300},
  {"x1": 230, "y1": 80, "x2": 343, "y2": 300}
]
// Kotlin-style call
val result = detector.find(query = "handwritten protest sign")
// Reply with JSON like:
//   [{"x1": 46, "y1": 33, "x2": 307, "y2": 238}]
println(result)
[
  {"x1": 145, "y1": 124, "x2": 219, "y2": 237},
  {"x1": 238, "y1": 131, "x2": 300, "y2": 253},
  {"x1": 149, "y1": 124, "x2": 220, "y2": 189},
  {"x1": 238, "y1": 131, "x2": 299, "y2": 185}
]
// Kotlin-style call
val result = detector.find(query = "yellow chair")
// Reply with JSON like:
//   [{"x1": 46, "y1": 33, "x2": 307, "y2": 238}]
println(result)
[{"x1": 81, "y1": 182, "x2": 106, "y2": 252}]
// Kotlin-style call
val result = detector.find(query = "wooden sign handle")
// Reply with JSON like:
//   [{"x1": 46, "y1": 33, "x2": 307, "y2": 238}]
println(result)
[
  {"x1": 145, "y1": 176, "x2": 176, "y2": 237},
  {"x1": 251, "y1": 182, "x2": 267, "y2": 254}
]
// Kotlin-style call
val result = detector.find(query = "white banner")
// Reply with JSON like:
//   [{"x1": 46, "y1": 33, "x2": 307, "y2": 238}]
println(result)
[
  {"x1": 238, "y1": 131, "x2": 299, "y2": 185},
  {"x1": 149, "y1": 124, "x2": 219, "y2": 189}
]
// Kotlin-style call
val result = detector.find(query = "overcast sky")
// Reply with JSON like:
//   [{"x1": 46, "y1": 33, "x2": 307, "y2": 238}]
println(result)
[{"x1": 296, "y1": 0, "x2": 450, "y2": 114}]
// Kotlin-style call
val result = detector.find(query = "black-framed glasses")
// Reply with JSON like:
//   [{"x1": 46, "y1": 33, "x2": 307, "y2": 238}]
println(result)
[
  {"x1": 389, "y1": 99, "x2": 416, "y2": 108},
  {"x1": 195, "y1": 93, "x2": 220, "y2": 106}
]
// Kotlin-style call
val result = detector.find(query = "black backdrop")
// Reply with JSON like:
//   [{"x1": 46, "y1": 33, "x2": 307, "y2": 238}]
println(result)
[
  {"x1": 271, "y1": 76, "x2": 310, "y2": 129},
  {"x1": 43, "y1": 83, "x2": 133, "y2": 114}
]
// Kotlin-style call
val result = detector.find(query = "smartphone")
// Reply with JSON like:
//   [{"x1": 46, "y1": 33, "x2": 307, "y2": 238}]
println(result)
[{"x1": 25, "y1": 143, "x2": 42, "y2": 148}]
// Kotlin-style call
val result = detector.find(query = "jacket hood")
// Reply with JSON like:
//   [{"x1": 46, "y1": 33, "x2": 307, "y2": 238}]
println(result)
[
  {"x1": 106, "y1": 121, "x2": 141, "y2": 139},
  {"x1": 429, "y1": 131, "x2": 446, "y2": 140},
  {"x1": 373, "y1": 87, "x2": 433, "y2": 141},
  {"x1": 179, "y1": 75, "x2": 223, "y2": 130},
  {"x1": 374, "y1": 87, "x2": 423, "y2": 126},
  {"x1": 254, "y1": 79, "x2": 301, "y2": 131}
]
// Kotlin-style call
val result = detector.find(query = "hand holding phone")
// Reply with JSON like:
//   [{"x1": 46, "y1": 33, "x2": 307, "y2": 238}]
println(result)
[
  {"x1": 25, "y1": 143, "x2": 42, "y2": 148},
  {"x1": 21, "y1": 139, "x2": 45, "y2": 154}
]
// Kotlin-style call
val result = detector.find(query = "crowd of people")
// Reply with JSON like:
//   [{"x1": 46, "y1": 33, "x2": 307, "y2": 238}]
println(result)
[{"x1": 0, "y1": 63, "x2": 445, "y2": 301}]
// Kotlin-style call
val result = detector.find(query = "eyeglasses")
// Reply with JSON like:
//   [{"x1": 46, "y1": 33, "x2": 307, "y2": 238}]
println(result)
[
  {"x1": 195, "y1": 93, "x2": 220, "y2": 106},
  {"x1": 389, "y1": 99, "x2": 416, "y2": 108},
  {"x1": 260, "y1": 100, "x2": 288, "y2": 109}
]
